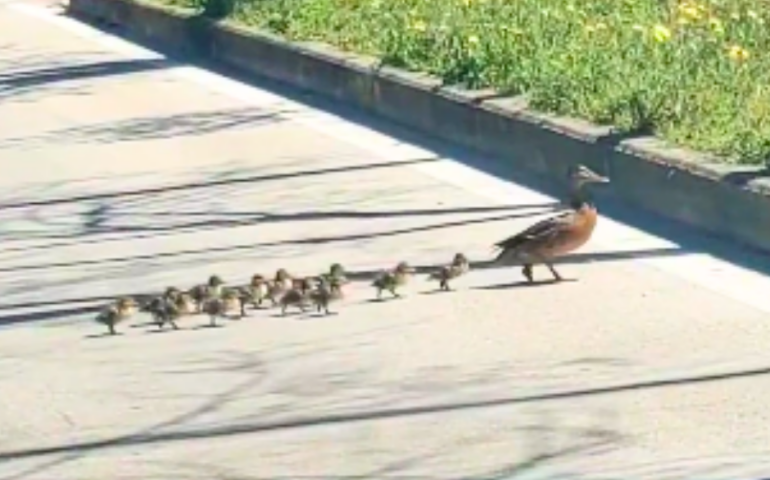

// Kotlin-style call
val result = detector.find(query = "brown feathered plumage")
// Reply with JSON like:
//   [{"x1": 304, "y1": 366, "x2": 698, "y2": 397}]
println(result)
[{"x1": 493, "y1": 164, "x2": 609, "y2": 282}]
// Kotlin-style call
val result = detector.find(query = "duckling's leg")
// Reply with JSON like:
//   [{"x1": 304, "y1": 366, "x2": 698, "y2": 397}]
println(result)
[
  {"x1": 209, "y1": 314, "x2": 217, "y2": 327},
  {"x1": 390, "y1": 287, "x2": 401, "y2": 298},
  {"x1": 169, "y1": 318, "x2": 179, "y2": 330},
  {"x1": 107, "y1": 322, "x2": 117, "y2": 335},
  {"x1": 158, "y1": 310, "x2": 171, "y2": 330},
  {"x1": 239, "y1": 298, "x2": 249, "y2": 318},
  {"x1": 376, "y1": 287, "x2": 383, "y2": 300},
  {"x1": 521, "y1": 264, "x2": 534, "y2": 283}
]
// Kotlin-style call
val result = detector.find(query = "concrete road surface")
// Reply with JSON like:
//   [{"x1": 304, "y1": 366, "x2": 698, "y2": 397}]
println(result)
[{"x1": 2, "y1": 2, "x2": 770, "y2": 479}]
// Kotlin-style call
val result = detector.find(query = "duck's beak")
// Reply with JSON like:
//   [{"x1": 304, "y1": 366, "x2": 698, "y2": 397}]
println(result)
[{"x1": 585, "y1": 169, "x2": 610, "y2": 184}]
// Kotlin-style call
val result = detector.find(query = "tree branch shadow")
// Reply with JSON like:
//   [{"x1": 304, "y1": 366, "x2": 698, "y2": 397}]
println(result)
[
  {"x1": 0, "y1": 106, "x2": 289, "y2": 149},
  {"x1": 2, "y1": 356, "x2": 765, "y2": 465}
]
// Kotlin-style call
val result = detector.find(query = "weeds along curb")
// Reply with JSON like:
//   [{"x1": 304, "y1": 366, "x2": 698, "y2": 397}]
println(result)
[{"x1": 69, "y1": 0, "x2": 770, "y2": 253}]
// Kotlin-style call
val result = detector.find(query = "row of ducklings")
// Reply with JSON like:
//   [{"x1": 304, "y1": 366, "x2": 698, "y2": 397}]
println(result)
[{"x1": 95, "y1": 253, "x2": 471, "y2": 335}]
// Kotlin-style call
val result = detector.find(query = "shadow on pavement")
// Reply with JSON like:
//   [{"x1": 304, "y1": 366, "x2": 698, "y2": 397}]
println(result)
[
  {"x1": 0, "y1": 58, "x2": 172, "y2": 90},
  {"x1": 49, "y1": 13, "x2": 770, "y2": 281},
  {"x1": 0, "y1": 106, "x2": 289, "y2": 148},
  {"x1": 0, "y1": 243, "x2": 685, "y2": 327},
  {"x1": 0, "y1": 355, "x2": 766, "y2": 464}
]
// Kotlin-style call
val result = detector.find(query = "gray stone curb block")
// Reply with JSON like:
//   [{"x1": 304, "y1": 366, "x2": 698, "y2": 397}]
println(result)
[{"x1": 68, "y1": 0, "x2": 770, "y2": 253}]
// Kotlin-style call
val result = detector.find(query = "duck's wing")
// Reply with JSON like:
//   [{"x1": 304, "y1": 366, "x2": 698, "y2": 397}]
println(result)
[{"x1": 494, "y1": 210, "x2": 577, "y2": 251}]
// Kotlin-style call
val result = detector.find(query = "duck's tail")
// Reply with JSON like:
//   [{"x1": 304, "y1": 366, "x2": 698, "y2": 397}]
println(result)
[{"x1": 492, "y1": 245, "x2": 519, "y2": 265}]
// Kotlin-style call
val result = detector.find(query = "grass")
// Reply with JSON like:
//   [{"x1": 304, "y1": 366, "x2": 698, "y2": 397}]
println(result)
[{"x1": 159, "y1": 0, "x2": 770, "y2": 165}]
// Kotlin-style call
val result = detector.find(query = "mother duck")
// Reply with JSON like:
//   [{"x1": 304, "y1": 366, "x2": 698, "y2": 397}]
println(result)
[{"x1": 492, "y1": 164, "x2": 609, "y2": 283}]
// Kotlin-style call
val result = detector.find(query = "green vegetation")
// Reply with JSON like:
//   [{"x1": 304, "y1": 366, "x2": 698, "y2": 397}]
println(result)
[{"x1": 160, "y1": 0, "x2": 770, "y2": 165}]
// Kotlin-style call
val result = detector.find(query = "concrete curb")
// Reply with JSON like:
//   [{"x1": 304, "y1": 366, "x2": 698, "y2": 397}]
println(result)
[{"x1": 67, "y1": 0, "x2": 770, "y2": 253}]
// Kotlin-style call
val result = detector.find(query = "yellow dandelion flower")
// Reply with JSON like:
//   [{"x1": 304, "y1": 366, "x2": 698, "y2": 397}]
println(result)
[
  {"x1": 728, "y1": 45, "x2": 749, "y2": 61},
  {"x1": 468, "y1": 34, "x2": 479, "y2": 44},
  {"x1": 678, "y1": 4, "x2": 701, "y2": 20},
  {"x1": 652, "y1": 24, "x2": 672, "y2": 42},
  {"x1": 585, "y1": 21, "x2": 607, "y2": 34},
  {"x1": 411, "y1": 20, "x2": 427, "y2": 32}
]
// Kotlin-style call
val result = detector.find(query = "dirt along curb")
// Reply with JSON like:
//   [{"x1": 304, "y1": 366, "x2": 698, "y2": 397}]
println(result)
[{"x1": 67, "y1": 0, "x2": 770, "y2": 254}]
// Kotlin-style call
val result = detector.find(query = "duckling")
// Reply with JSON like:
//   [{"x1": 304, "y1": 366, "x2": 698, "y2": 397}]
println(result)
[
  {"x1": 95, "y1": 297, "x2": 138, "y2": 335},
  {"x1": 321, "y1": 263, "x2": 348, "y2": 285},
  {"x1": 266, "y1": 268, "x2": 295, "y2": 307},
  {"x1": 309, "y1": 276, "x2": 345, "y2": 315},
  {"x1": 372, "y1": 261, "x2": 416, "y2": 299},
  {"x1": 140, "y1": 294, "x2": 176, "y2": 331},
  {"x1": 226, "y1": 286, "x2": 250, "y2": 317},
  {"x1": 202, "y1": 288, "x2": 242, "y2": 327},
  {"x1": 244, "y1": 274, "x2": 270, "y2": 309},
  {"x1": 427, "y1": 253, "x2": 471, "y2": 291},
  {"x1": 162, "y1": 287, "x2": 198, "y2": 329},
  {"x1": 492, "y1": 164, "x2": 609, "y2": 282},
  {"x1": 189, "y1": 275, "x2": 226, "y2": 311},
  {"x1": 279, "y1": 277, "x2": 314, "y2": 316},
  {"x1": 231, "y1": 275, "x2": 268, "y2": 316},
  {"x1": 328, "y1": 274, "x2": 347, "y2": 298}
]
